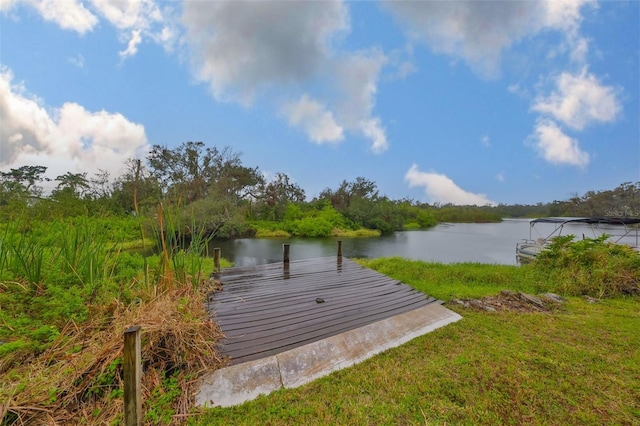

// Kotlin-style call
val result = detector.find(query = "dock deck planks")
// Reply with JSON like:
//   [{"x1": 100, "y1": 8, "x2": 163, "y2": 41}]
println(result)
[{"x1": 208, "y1": 257, "x2": 442, "y2": 365}]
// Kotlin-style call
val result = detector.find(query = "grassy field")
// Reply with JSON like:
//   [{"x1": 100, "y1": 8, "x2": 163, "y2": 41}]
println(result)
[{"x1": 191, "y1": 258, "x2": 640, "y2": 425}]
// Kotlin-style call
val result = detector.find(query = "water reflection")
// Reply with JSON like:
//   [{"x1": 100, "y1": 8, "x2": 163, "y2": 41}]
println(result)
[
  {"x1": 209, "y1": 220, "x2": 534, "y2": 267},
  {"x1": 208, "y1": 219, "x2": 640, "y2": 267}
]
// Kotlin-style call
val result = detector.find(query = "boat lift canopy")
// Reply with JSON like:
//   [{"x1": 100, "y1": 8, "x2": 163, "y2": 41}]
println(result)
[{"x1": 527, "y1": 217, "x2": 640, "y2": 246}]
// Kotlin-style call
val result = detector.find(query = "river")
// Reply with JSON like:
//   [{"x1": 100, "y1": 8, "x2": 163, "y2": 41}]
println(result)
[
  {"x1": 209, "y1": 219, "x2": 531, "y2": 267},
  {"x1": 208, "y1": 218, "x2": 640, "y2": 267}
]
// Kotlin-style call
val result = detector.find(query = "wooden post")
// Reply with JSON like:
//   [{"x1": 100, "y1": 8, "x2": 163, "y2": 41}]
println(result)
[
  {"x1": 337, "y1": 240, "x2": 343, "y2": 258},
  {"x1": 213, "y1": 248, "x2": 221, "y2": 275},
  {"x1": 124, "y1": 326, "x2": 142, "y2": 426},
  {"x1": 283, "y1": 244, "x2": 290, "y2": 265}
]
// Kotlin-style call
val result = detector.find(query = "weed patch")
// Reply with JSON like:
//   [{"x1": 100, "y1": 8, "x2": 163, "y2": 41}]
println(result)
[{"x1": 1, "y1": 283, "x2": 225, "y2": 425}]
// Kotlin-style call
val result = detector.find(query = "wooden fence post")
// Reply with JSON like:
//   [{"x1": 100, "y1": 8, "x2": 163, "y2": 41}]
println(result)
[
  {"x1": 337, "y1": 240, "x2": 343, "y2": 258},
  {"x1": 213, "y1": 248, "x2": 221, "y2": 275},
  {"x1": 124, "y1": 326, "x2": 142, "y2": 426},
  {"x1": 283, "y1": 244, "x2": 290, "y2": 265}
]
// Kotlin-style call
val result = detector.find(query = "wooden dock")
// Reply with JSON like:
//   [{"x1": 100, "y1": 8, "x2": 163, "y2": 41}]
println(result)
[{"x1": 209, "y1": 256, "x2": 442, "y2": 365}]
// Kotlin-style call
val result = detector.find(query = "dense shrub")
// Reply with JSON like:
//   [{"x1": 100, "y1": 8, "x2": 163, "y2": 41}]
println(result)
[
  {"x1": 287, "y1": 217, "x2": 333, "y2": 237},
  {"x1": 531, "y1": 234, "x2": 640, "y2": 298}
]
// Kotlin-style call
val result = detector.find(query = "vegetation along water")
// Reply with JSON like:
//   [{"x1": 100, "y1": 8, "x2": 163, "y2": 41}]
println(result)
[{"x1": 0, "y1": 143, "x2": 639, "y2": 424}]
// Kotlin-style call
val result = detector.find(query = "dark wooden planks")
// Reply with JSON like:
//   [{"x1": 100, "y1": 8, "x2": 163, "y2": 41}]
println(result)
[{"x1": 209, "y1": 257, "x2": 441, "y2": 365}]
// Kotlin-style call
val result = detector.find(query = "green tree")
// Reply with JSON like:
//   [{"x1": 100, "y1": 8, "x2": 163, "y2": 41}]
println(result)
[
  {"x1": 0, "y1": 165, "x2": 49, "y2": 200},
  {"x1": 147, "y1": 142, "x2": 262, "y2": 206},
  {"x1": 257, "y1": 172, "x2": 306, "y2": 220},
  {"x1": 111, "y1": 158, "x2": 162, "y2": 214},
  {"x1": 52, "y1": 172, "x2": 90, "y2": 199}
]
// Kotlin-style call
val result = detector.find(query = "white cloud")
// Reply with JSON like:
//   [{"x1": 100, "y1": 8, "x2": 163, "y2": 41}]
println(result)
[
  {"x1": 1, "y1": 0, "x2": 176, "y2": 55},
  {"x1": 532, "y1": 69, "x2": 621, "y2": 130},
  {"x1": 282, "y1": 95, "x2": 344, "y2": 144},
  {"x1": 496, "y1": 172, "x2": 505, "y2": 182},
  {"x1": 182, "y1": 1, "x2": 388, "y2": 153},
  {"x1": 182, "y1": 0, "x2": 349, "y2": 104},
  {"x1": 570, "y1": 36, "x2": 590, "y2": 64},
  {"x1": 91, "y1": 0, "x2": 149, "y2": 30},
  {"x1": 336, "y1": 49, "x2": 389, "y2": 152},
  {"x1": 119, "y1": 29, "x2": 142, "y2": 59},
  {"x1": 383, "y1": 0, "x2": 594, "y2": 77},
  {"x1": 0, "y1": 0, "x2": 15, "y2": 11},
  {"x1": 0, "y1": 67, "x2": 149, "y2": 179},
  {"x1": 405, "y1": 164, "x2": 496, "y2": 206},
  {"x1": 480, "y1": 135, "x2": 490, "y2": 147},
  {"x1": 91, "y1": 0, "x2": 178, "y2": 57},
  {"x1": 1, "y1": 0, "x2": 98, "y2": 33},
  {"x1": 360, "y1": 118, "x2": 387, "y2": 154},
  {"x1": 529, "y1": 120, "x2": 589, "y2": 167}
]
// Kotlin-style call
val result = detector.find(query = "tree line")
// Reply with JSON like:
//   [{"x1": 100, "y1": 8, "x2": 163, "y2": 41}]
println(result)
[{"x1": 1, "y1": 141, "x2": 638, "y2": 237}]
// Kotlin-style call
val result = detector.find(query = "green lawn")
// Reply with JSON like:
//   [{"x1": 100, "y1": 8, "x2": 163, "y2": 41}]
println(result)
[{"x1": 191, "y1": 259, "x2": 640, "y2": 425}]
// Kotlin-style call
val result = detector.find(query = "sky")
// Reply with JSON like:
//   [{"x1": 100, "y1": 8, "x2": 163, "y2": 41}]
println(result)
[{"x1": 0, "y1": 0, "x2": 638, "y2": 206}]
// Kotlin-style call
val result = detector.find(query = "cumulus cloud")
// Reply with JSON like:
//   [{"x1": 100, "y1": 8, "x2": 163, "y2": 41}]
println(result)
[
  {"x1": 92, "y1": 0, "x2": 178, "y2": 56},
  {"x1": 282, "y1": 95, "x2": 344, "y2": 144},
  {"x1": 383, "y1": 0, "x2": 594, "y2": 77},
  {"x1": 336, "y1": 49, "x2": 389, "y2": 152},
  {"x1": 1, "y1": 0, "x2": 177, "y2": 56},
  {"x1": 405, "y1": 164, "x2": 496, "y2": 206},
  {"x1": 1, "y1": 0, "x2": 98, "y2": 33},
  {"x1": 182, "y1": 1, "x2": 388, "y2": 153},
  {"x1": 182, "y1": 0, "x2": 348, "y2": 104},
  {"x1": 529, "y1": 120, "x2": 589, "y2": 167},
  {"x1": 0, "y1": 67, "x2": 149, "y2": 179},
  {"x1": 532, "y1": 69, "x2": 621, "y2": 130}
]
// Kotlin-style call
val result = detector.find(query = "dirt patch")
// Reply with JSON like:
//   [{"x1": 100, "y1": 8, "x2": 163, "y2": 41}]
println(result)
[{"x1": 449, "y1": 290, "x2": 567, "y2": 313}]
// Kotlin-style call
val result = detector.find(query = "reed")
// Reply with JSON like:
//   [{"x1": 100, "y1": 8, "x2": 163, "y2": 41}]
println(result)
[
  {"x1": 7, "y1": 229, "x2": 45, "y2": 289},
  {"x1": 150, "y1": 205, "x2": 215, "y2": 293}
]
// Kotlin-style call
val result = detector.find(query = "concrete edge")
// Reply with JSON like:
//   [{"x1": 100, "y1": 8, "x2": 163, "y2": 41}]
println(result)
[{"x1": 195, "y1": 303, "x2": 462, "y2": 407}]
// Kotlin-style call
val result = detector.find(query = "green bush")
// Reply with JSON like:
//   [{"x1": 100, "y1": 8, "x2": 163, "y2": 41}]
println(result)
[
  {"x1": 531, "y1": 235, "x2": 640, "y2": 298},
  {"x1": 287, "y1": 217, "x2": 333, "y2": 237}
]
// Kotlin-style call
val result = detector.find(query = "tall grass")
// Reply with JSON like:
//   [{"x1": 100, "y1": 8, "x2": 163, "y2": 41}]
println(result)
[
  {"x1": 12, "y1": 233, "x2": 45, "y2": 288},
  {"x1": 150, "y1": 205, "x2": 215, "y2": 292},
  {"x1": 0, "y1": 223, "x2": 11, "y2": 279},
  {"x1": 0, "y1": 210, "x2": 226, "y2": 425}
]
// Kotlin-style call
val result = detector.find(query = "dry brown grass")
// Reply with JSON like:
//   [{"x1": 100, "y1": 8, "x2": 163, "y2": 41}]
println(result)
[{"x1": 1, "y1": 280, "x2": 226, "y2": 425}]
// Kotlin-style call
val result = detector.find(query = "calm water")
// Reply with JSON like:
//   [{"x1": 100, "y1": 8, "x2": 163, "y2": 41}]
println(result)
[
  {"x1": 210, "y1": 219, "x2": 531, "y2": 267},
  {"x1": 209, "y1": 219, "x2": 640, "y2": 267}
]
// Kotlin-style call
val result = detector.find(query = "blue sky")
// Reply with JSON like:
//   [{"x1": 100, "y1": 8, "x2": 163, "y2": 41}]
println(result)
[{"x1": 1, "y1": 0, "x2": 638, "y2": 205}]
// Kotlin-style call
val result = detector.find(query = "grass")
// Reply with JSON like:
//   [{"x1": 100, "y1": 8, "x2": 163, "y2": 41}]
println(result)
[
  {"x1": 2, "y1": 224, "x2": 639, "y2": 424},
  {"x1": 0, "y1": 214, "x2": 228, "y2": 425},
  {"x1": 190, "y1": 258, "x2": 640, "y2": 425},
  {"x1": 252, "y1": 226, "x2": 381, "y2": 239},
  {"x1": 359, "y1": 257, "x2": 537, "y2": 300},
  {"x1": 255, "y1": 229, "x2": 292, "y2": 238},
  {"x1": 331, "y1": 228, "x2": 381, "y2": 238}
]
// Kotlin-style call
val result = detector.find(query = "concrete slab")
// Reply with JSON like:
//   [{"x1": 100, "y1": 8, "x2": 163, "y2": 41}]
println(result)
[{"x1": 195, "y1": 303, "x2": 462, "y2": 407}]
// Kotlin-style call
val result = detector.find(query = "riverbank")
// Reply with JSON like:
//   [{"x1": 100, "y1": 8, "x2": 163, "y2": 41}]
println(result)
[
  {"x1": 191, "y1": 257, "x2": 640, "y2": 425},
  {"x1": 192, "y1": 294, "x2": 639, "y2": 425},
  {"x1": 1, "y1": 219, "x2": 639, "y2": 424}
]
